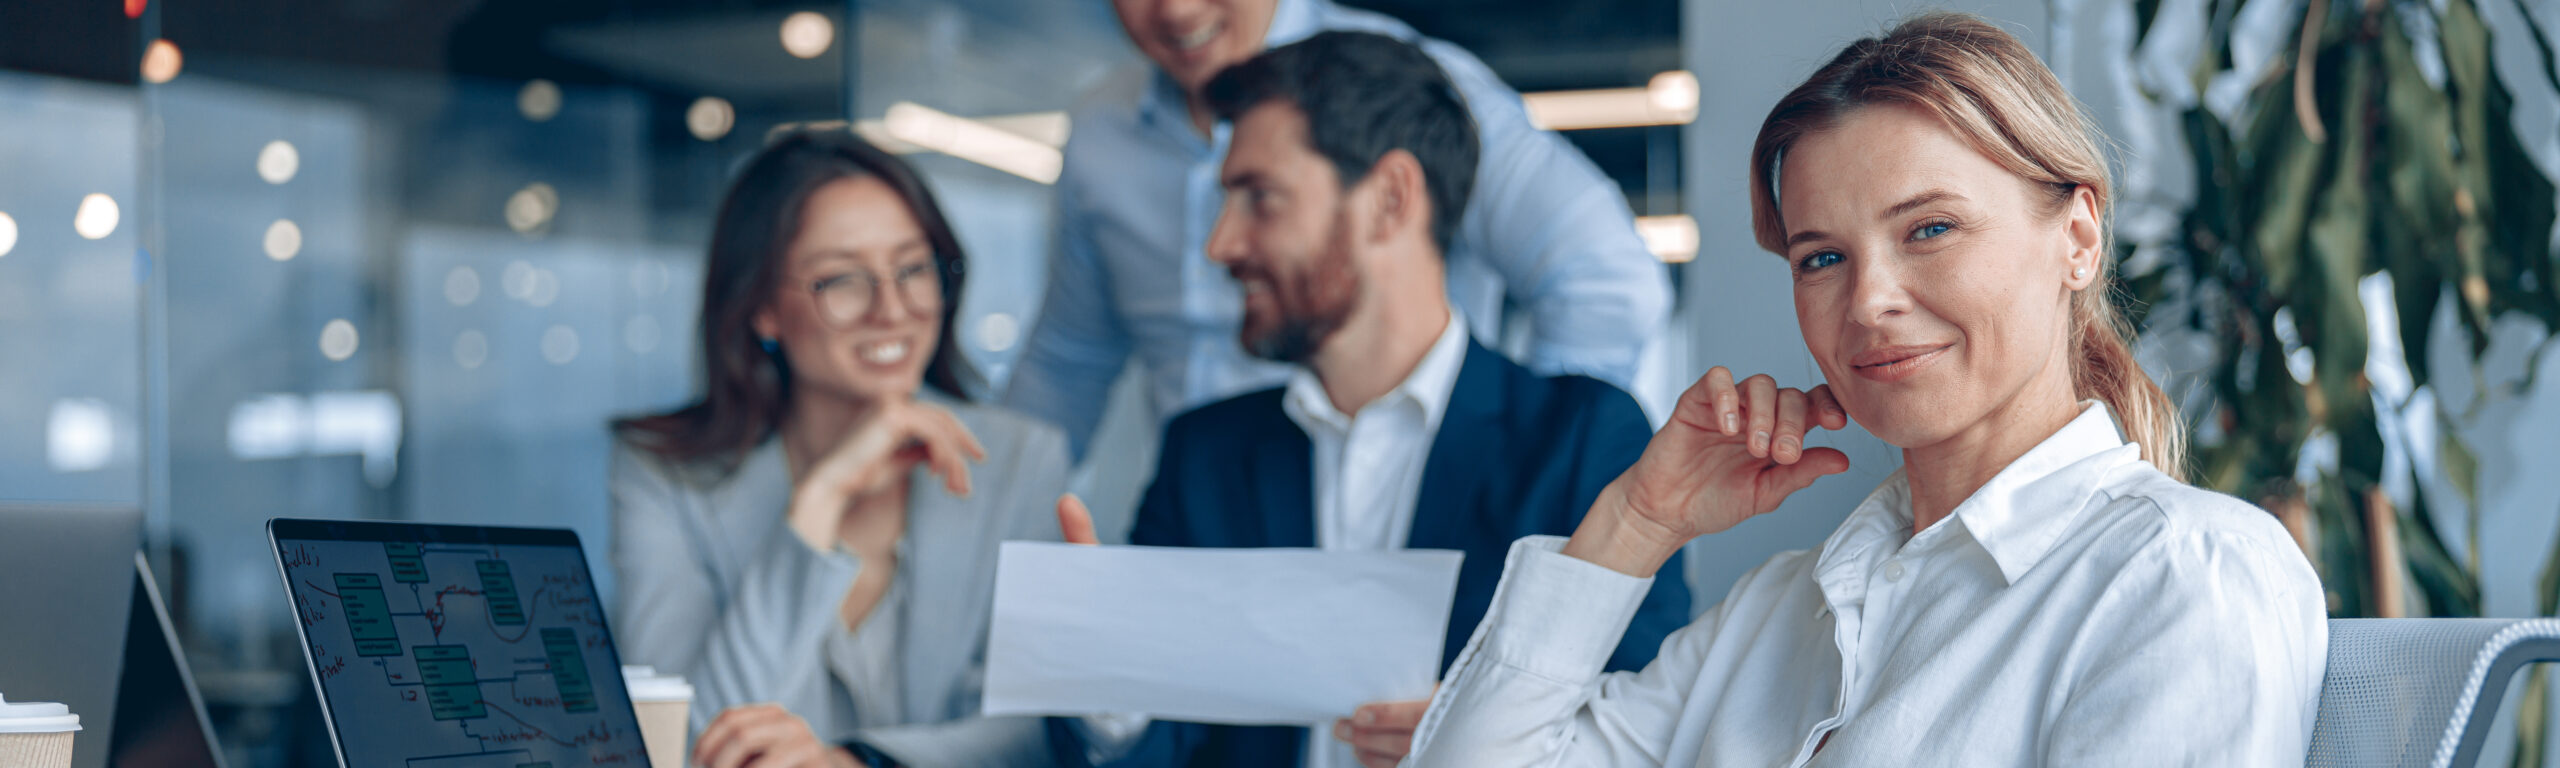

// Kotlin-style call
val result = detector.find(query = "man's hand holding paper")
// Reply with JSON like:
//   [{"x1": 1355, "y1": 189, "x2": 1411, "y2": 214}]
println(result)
[{"x1": 983, "y1": 496, "x2": 1461, "y2": 735}]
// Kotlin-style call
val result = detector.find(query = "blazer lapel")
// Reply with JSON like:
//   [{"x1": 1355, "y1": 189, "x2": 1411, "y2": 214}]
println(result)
[
  {"x1": 1407, "y1": 342, "x2": 1503, "y2": 551},
  {"x1": 1253, "y1": 418, "x2": 1317, "y2": 548},
  {"x1": 894, "y1": 465, "x2": 980, "y2": 723}
]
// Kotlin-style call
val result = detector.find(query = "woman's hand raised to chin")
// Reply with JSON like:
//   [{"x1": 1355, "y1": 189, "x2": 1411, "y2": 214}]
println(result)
[
  {"x1": 787, "y1": 398, "x2": 987, "y2": 551},
  {"x1": 1565, "y1": 367, "x2": 1853, "y2": 577}
]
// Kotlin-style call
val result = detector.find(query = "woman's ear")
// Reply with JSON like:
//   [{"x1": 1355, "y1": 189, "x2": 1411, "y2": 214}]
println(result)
[
  {"x1": 752, "y1": 306, "x2": 781, "y2": 344},
  {"x1": 2062, "y1": 184, "x2": 2102, "y2": 290}
]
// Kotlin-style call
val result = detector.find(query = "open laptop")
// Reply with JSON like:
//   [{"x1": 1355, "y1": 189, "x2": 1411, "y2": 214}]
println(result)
[
  {"x1": 268, "y1": 518, "x2": 652, "y2": 768},
  {"x1": 0, "y1": 504, "x2": 227, "y2": 768}
]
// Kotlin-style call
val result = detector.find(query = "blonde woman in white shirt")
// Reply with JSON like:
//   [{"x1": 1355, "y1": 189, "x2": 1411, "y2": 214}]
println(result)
[{"x1": 1401, "y1": 12, "x2": 2326, "y2": 768}]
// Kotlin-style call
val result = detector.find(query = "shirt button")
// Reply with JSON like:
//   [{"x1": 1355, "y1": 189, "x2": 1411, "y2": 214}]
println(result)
[{"x1": 1882, "y1": 560, "x2": 1906, "y2": 582}]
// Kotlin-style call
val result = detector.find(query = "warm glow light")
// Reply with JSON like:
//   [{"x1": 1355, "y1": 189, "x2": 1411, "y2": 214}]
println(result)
[
  {"x1": 881, "y1": 102, "x2": 1063, "y2": 184},
  {"x1": 319, "y1": 319, "x2": 359, "y2": 361},
  {"x1": 125, "y1": 0, "x2": 148, "y2": 20},
  {"x1": 506, "y1": 182, "x2": 559, "y2": 234},
  {"x1": 780, "y1": 12, "x2": 835, "y2": 59},
  {"x1": 1635, "y1": 214, "x2": 1700, "y2": 263},
  {"x1": 1648, "y1": 71, "x2": 1700, "y2": 115},
  {"x1": 1522, "y1": 71, "x2": 1699, "y2": 131},
  {"x1": 0, "y1": 212, "x2": 17, "y2": 258},
  {"x1": 74, "y1": 194, "x2": 120, "y2": 240},
  {"x1": 686, "y1": 96, "x2": 736, "y2": 141},
  {"x1": 257, "y1": 140, "x2": 300, "y2": 184},
  {"x1": 264, "y1": 219, "x2": 302, "y2": 261},
  {"x1": 518, "y1": 79, "x2": 562, "y2": 122},
  {"x1": 141, "y1": 40, "x2": 182, "y2": 84}
]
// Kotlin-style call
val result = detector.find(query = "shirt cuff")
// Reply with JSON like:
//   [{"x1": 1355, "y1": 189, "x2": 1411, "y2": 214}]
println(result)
[{"x1": 1478, "y1": 535, "x2": 1655, "y2": 684}]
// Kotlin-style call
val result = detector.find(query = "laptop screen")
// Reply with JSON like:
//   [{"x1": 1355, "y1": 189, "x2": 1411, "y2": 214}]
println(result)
[{"x1": 270, "y1": 519, "x2": 650, "y2": 768}]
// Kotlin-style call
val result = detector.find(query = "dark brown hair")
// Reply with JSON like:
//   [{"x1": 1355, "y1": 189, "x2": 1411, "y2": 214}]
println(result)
[
  {"x1": 1747, "y1": 12, "x2": 2186, "y2": 479},
  {"x1": 612, "y1": 130, "x2": 972, "y2": 475}
]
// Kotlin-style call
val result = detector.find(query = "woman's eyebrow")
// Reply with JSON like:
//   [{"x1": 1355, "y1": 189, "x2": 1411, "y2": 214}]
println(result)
[{"x1": 1880, "y1": 188, "x2": 1965, "y2": 221}]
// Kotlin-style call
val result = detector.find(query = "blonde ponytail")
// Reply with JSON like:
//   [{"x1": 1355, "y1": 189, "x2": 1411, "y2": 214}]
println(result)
[{"x1": 1747, "y1": 11, "x2": 2187, "y2": 479}]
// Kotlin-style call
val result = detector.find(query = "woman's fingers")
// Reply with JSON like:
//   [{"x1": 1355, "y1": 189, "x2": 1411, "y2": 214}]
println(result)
[
  {"x1": 1741, "y1": 374, "x2": 1778, "y2": 458},
  {"x1": 1772, "y1": 388, "x2": 1809, "y2": 465},
  {"x1": 695, "y1": 704, "x2": 787, "y2": 768},
  {"x1": 1705, "y1": 366, "x2": 1739, "y2": 435},
  {"x1": 904, "y1": 407, "x2": 980, "y2": 498},
  {"x1": 1810, "y1": 384, "x2": 1848, "y2": 430},
  {"x1": 1757, "y1": 446, "x2": 1852, "y2": 515},
  {"x1": 1056, "y1": 493, "x2": 1099, "y2": 545}
]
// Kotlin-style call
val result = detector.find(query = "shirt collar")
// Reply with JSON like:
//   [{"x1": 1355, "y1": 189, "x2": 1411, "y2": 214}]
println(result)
[
  {"x1": 1282, "y1": 306, "x2": 1470, "y2": 436},
  {"x1": 1818, "y1": 400, "x2": 2142, "y2": 590},
  {"x1": 1949, "y1": 400, "x2": 2143, "y2": 584}
]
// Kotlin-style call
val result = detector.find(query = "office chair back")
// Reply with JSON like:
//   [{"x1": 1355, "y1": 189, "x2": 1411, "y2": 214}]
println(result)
[{"x1": 2308, "y1": 618, "x2": 2560, "y2": 768}]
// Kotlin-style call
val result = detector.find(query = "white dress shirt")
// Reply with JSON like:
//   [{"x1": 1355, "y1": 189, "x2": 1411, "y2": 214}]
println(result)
[
  {"x1": 1406, "y1": 402, "x2": 2328, "y2": 767},
  {"x1": 1004, "y1": 0, "x2": 1670, "y2": 459},
  {"x1": 1279, "y1": 308, "x2": 1470, "y2": 768}
]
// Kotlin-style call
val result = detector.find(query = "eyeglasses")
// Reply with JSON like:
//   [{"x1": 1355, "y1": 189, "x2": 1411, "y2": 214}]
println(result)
[{"x1": 807, "y1": 261, "x2": 945, "y2": 326}]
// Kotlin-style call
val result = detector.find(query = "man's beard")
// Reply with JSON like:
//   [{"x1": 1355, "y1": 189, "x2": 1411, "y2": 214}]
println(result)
[{"x1": 1238, "y1": 218, "x2": 1360, "y2": 364}]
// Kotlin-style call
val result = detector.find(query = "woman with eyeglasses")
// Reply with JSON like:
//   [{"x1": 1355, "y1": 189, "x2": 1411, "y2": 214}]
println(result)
[{"x1": 611, "y1": 131, "x2": 1070, "y2": 768}]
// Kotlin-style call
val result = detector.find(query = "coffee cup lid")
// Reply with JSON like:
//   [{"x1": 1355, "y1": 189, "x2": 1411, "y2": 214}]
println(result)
[
  {"x1": 620, "y1": 668, "x2": 692, "y2": 702},
  {"x1": 0, "y1": 695, "x2": 81, "y2": 733}
]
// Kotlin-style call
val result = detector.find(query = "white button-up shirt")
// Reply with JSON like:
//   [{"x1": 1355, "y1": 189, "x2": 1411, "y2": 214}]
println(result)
[
  {"x1": 1281, "y1": 308, "x2": 1470, "y2": 768},
  {"x1": 1407, "y1": 402, "x2": 2328, "y2": 767}
]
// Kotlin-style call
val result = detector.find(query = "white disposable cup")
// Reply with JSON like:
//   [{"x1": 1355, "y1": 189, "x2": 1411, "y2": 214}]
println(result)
[
  {"x1": 0, "y1": 694, "x2": 81, "y2": 768},
  {"x1": 622, "y1": 666, "x2": 693, "y2": 768}
]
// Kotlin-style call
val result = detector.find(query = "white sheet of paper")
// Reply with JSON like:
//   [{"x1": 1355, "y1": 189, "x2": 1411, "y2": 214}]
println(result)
[{"x1": 981, "y1": 541, "x2": 1464, "y2": 726}]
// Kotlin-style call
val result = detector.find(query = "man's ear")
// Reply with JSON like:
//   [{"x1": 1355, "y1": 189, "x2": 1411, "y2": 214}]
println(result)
[{"x1": 1362, "y1": 149, "x2": 1428, "y2": 247}]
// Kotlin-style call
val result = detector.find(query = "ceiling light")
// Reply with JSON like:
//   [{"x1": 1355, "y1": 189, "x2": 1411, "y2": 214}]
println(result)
[
  {"x1": 257, "y1": 140, "x2": 299, "y2": 184},
  {"x1": 519, "y1": 79, "x2": 562, "y2": 122},
  {"x1": 141, "y1": 40, "x2": 182, "y2": 84},
  {"x1": 74, "y1": 194, "x2": 119, "y2": 240},
  {"x1": 781, "y1": 12, "x2": 834, "y2": 59},
  {"x1": 687, "y1": 96, "x2": 735, "y2": 141},
  {"x1": 878, "y1": 102, "x2": 1062, "y2": 183},
  {"x1": 264, "y1": 219, "x2": 302, "y2": 261},
  {"x1": 1635, "y1": 215, "x2": 1699, "y2": 263},
  {"x1": 1522, "y1": 71, "x2": 1699, "y2": 131}
]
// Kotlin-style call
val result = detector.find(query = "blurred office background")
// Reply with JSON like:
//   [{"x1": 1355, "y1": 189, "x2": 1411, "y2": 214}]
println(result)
[{"x1": 4, "y1": 0, "x2": 2557, "y2": 764}]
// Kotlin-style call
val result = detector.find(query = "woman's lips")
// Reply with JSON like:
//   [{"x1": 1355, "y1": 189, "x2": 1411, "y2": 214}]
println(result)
[{"x1": 1850, "y1": 343, "x2": 1953, "y2": 383}]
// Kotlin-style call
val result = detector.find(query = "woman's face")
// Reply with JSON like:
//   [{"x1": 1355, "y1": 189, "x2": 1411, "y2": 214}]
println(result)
[
  {"x1": 755, "y1": 175, "x2": 944, "y2": 406},
  {"x1": 1777, "y1": 102, "x2": 2100, "y2": 451}
]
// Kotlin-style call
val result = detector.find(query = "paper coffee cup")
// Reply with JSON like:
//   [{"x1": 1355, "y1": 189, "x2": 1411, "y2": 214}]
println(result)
[
  {"x1": 0, "y1": 694, "x2": 81, "y2": 768},
  {"x1": 622, "y1": 666, "x2": 692, "y2": 768}
]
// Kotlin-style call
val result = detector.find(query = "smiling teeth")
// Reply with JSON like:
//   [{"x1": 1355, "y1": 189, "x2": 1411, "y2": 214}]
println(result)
[
  {"x1": 862, "y1": 341, "x2": 909, "y2": 365},
  {"x1": 1176, "y1": 22, "x2": 1220, "y2": 50}
]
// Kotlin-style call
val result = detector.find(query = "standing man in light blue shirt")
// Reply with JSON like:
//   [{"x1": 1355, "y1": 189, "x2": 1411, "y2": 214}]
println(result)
[{"x1": 1008, "y1": 0, "x2": 1672, "y2": 459}]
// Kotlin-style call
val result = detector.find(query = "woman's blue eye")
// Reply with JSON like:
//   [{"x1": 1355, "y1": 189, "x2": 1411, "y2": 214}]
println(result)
[
  {"x1": 1797, "y1": 251, "x2": 1842, "y2": 272},
  {"x1": 1914, "y1": 222, "x2": 1953, "y2": 240}
]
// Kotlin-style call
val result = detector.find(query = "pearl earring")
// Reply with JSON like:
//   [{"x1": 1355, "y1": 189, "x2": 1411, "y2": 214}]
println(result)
[{"x1": 2073, "y1": 266, "x2": 2088, "y2": 280}]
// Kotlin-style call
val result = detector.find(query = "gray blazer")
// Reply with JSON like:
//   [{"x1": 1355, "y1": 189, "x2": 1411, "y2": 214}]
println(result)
[{"x1": 609, "y1": 397, "x2": 1070, "y2": 766}]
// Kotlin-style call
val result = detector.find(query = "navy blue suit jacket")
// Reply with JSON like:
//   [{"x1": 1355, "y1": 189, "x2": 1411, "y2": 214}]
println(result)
[{"x1": 1086, "y1": 339, "x2": 1691, "y2": 768}]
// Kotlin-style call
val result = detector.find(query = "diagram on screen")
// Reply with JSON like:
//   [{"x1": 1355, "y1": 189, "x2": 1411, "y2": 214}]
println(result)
[{"x1": 283, "y1": 538, "x2": 648, "y2": 767}]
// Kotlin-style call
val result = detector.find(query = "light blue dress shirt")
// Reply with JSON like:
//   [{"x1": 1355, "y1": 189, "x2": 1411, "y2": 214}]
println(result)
[{"x1": 1005, "y1": 0, "x2": 1672, "y2": 459}]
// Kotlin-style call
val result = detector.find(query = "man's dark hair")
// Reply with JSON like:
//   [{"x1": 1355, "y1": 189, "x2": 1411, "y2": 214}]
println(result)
[{"x1": 1205, "y1": 31, "x2": 1480, "y2": 254}]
